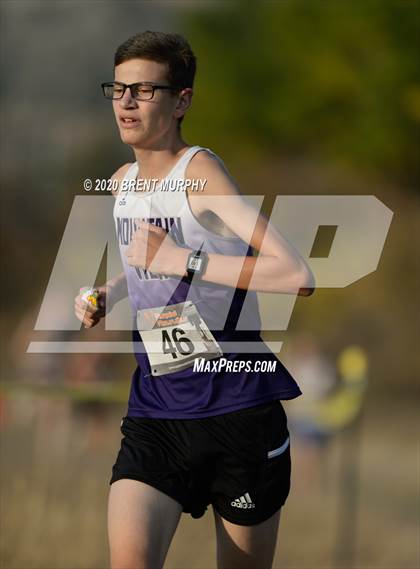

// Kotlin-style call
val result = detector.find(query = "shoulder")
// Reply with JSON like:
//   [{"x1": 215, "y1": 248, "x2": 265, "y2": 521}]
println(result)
[
  {"x1": 185, "y1": 149, "x2": 239, "y2": 197},
  {"x1": 110, "y1": 163, "x2": 133, "y2": 197}
]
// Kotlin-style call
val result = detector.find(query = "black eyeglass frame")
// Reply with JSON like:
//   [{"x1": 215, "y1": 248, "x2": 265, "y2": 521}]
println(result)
[{"x1": 101, "y1": 81, "x2": 182, "y2": 100}]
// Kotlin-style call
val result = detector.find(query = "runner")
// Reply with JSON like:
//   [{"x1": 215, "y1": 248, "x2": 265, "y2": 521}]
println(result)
[{"x1": 75, "y1": 31, "x2": 314, "y2": 569}]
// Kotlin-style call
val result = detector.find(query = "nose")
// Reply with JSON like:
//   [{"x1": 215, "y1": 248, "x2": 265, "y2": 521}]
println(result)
[{"x1": 119, "y1": 86, "x2": 138, "y2": 109}]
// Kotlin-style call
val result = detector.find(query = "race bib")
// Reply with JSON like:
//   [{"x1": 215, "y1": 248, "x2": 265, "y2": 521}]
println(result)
[{"x1": 137, "y1": 301, "x2": 223, "y2": 376}]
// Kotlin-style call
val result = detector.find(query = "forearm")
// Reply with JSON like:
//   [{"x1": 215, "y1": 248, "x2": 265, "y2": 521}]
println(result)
[
  {"x1": 99, "y1": 272, "x2": 128, "y2": 305},
  {"x1": 172, "y1": 249, "x2": 314, "y2": 295}
]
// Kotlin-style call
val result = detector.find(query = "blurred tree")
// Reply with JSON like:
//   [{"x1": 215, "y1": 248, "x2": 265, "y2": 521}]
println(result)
[{"x1": 183, "y1": 0, "x2": 419, "y2": 184}]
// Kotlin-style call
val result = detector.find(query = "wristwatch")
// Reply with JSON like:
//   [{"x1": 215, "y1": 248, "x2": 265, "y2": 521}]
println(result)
[{"x1": 186, "y1": 249, "x2": 208, "y2": 282}]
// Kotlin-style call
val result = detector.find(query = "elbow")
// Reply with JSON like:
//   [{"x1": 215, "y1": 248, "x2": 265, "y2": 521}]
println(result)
[
  {"x1": 297, "y1": 264, "x2": 315, "y2": 297},
  {"x1": 269, "y1": 258, "x2": 315, "y2": 295},
  {"x1": 299, "y1": 286, "x2": 315, "y2": 297}
]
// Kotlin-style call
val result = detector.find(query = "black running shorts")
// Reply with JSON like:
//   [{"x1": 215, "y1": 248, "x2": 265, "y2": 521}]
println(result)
[{"x1": 109, "y1": 400, "x2": 291, "y2": 526}]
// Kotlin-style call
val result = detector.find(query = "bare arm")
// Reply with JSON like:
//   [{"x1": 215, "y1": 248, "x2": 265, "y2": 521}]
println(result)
[
  {"x1": 74, "y1": 164, "x2": 131, "y2": 328},
  {"x1": 127, "y1": 152, "x2": 315, "y2": 295},
  {"x1": 104, "y1": 162, "x2": 131, "y2": 304},
  {"x1": 179, "y1": 153, "x2": 315, "y2": 295},
  {"x1": 98, "y1": 271, "x2": 128, "y2": 307}
]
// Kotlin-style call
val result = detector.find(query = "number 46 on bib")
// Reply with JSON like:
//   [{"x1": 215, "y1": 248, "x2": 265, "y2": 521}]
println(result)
[{"x1": 137, "y1": 301, "x2": 223, "y2": 377}]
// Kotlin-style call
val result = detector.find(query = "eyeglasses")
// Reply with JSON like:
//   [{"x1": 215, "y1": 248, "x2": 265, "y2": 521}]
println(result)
[{"x1": 101, "y1": 81, "x2": 180, "y2": 101}]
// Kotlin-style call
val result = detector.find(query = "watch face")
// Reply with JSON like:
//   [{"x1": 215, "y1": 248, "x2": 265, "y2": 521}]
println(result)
[{"x1": 188, "y1": 256, "x2": 203, "y2": 272}]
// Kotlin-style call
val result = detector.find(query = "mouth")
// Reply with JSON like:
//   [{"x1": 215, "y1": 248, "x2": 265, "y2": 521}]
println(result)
[{"x1": 119, "y1": 117, "x2": 141, "y2": 129}]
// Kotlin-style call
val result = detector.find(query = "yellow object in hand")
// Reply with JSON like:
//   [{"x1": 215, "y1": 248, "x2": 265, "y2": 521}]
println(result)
[{"x1": 80, "y1": 287, "x2": 99, "y2": 308}]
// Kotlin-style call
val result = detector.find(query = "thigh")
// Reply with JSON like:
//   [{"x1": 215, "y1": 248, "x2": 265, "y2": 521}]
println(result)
[
  {"x1": 213, "y1": 507, "x2": 281, "y2": 569},
  {"x1": 108, "y1": 478, "x2": 182, "y2": 569}
]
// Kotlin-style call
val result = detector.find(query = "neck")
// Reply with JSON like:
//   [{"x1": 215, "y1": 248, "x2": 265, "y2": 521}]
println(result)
[{"x1": 132, "y1": 130, "x2": 189, "y2": 180}]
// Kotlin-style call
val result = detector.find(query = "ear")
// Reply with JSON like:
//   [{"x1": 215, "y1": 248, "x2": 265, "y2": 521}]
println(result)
[{"x1": 174, "y1": 88, "x2": 193, "y2": 120}]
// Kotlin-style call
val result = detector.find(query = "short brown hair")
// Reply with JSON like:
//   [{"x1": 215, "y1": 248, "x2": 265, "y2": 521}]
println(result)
[{"x1": 115, "y1": 31, "x2": 196, "y2": 90}]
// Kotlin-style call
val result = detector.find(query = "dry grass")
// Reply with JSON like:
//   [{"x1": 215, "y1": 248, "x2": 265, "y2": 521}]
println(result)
[{"x1": 1, "y1": 394, "x2": 418, "y2": 569}]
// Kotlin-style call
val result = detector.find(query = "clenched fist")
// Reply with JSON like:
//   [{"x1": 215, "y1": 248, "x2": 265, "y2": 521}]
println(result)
[
  {"x1": 74, "y1": 285, "x2": 111, "y2": 329},
  {"x1": 126, "y1": 221, "x2": 188, "y2": 276}
]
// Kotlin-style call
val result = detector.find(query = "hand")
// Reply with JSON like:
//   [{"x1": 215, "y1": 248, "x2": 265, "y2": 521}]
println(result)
[
  {"x1": 74, "y1": 285, "x2": 111, "y2": 329},
  {"x1": 126, "y1": 221, "x2": 188, "y2": 276}
]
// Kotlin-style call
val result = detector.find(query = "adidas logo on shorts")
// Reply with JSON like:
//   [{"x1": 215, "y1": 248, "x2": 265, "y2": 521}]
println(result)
[{"x1": 231, "y1": 492, "x2": 255, "y2": 509}]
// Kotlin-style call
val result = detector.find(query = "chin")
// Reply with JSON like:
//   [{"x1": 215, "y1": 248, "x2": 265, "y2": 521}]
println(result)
[{"x1": 120, "y1": 131, "x2": 144, "y2": 145}]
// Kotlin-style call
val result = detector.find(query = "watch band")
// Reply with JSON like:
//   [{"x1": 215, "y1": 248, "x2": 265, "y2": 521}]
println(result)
[{"x1": 186, "y1": 249, "x2": 208, "y2": 281}]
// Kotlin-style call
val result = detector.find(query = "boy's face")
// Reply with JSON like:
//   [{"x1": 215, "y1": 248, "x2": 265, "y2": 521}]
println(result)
[{"x1": 112, "y1": 58, "x2": 189, "y2": 149}]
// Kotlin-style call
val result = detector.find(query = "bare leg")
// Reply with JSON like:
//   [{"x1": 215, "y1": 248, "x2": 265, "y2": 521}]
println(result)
[
  {"x1": 108, "y1": 479, "x2": 183, "y2": 569},
  {"x1": 213, "y1": 507, "x2": 281, "y2": 569}
]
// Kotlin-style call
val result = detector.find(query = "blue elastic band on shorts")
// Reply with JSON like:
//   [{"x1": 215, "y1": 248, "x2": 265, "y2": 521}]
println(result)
[{"x1": 267, "y1": 436, "x2": 290, "y2": 458}]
